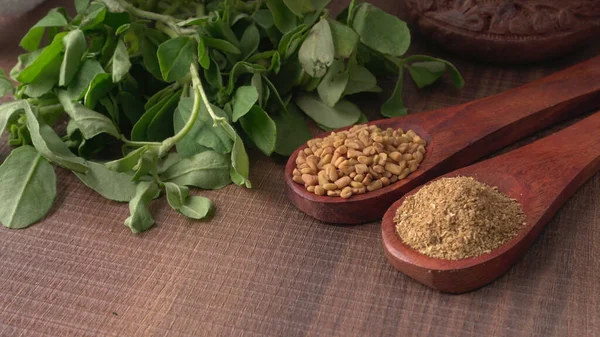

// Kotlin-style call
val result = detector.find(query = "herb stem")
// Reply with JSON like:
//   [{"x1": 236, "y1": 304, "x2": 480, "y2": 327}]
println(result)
[
  {"x1": 119, "y1": 136, "x2": 162, "y2": 148},
  {"x1": 115, "y1": 0, "x2": 181, "y2": 33},
  {"x1": 190, "y1": 63, "x2": 225, "y2": 127},
  {"x1": 38, "y1": 104, "x2": 64, "y2": 116}
]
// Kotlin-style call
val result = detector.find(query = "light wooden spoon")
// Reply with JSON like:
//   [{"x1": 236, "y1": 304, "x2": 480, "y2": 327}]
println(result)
[
  {"x1": 285, "y1": 55, "x2": 600, "y2": 224},
  {"x1": 382, "y1": 111, "x2": 600, "y2": 293}
]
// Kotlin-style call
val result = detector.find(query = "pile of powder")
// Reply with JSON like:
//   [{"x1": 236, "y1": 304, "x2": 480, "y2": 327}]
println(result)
[{"x1": 394, "y1": 176, "x2": 526, "y2": 260}]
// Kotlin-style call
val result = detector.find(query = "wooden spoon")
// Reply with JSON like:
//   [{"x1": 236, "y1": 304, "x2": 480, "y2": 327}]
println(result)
[
  {"x1": 382, "y1": 111, "x2": 600, "y2": 293},
  {"x1": 285, "y1": 55, "x2": 600, "y2": 224}
]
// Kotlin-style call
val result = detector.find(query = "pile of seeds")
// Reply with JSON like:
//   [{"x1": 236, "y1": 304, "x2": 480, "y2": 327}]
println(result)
[
  {"x1": 394, "y1": 176, "x2": 526, "y2": 260},
  {"x1": 292, "y1": 124, "x2": 427, "y2": 198}
]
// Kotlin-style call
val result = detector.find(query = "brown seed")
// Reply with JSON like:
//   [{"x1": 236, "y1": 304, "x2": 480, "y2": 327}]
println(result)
[
  {"x1": 399, "y1": 168, "x2": 411, "y2": 179},
  {"x1": 293, "y1": 175, "x2": 304, "y2": 184},
  {"x1": 295, "y1": 156, "x2": 306, "y2": 165},
  {"x1": 373, "y1": 142, "x2": 384, "y2": 153},
  {"x1": 306, "y1": 155, "x2": 318, "y2": 171},
  {"x1": 348, "y1": 158, "x2": 359, "y2": 165},
  {"x1": 335, "y1": 145, "x2": 348, "y2": 155},
  {"x1": 397, "y1": 136, "x2": 410, "y2": 144},
  {"x1": 326, "y1": 165, "x2": 339, "y2": 181},
  {"x1": 353, "y1": 187, "x2": 367, "y2": 194},
  {"x1": 340, "y1": 187, "x2": 353, "y2": 199},
  {"x1": 298, "y1": 162, "x2": 308, "y2": 169},
  {"x1": 362, "y1": 173, "x2": 373, "y2": 185},
  {"x1": 355, "y1": 163, "x2": 369, "y2": 174},
  {"x1": 347, "y1": 148, "x2": 363, "y2": 158},
  {"x1": 380, "y1": 177, "x2": 391, "y2": 186},
  {"x1": 367, "y1": 180, "x2": 383, "y2": 191},
  {"x1": 303, "y1": 148, "x2": 312, "y2": 156},
  {"x1": 300, "y1": 167, "x2": 315, "y2": 175},
  {"x1": 406, "y1": 130, "x2": 417, "y2": 138},
  {"x1": 403, "y1": 153, "x2": 413, "y2": 161},
  {"x1": 293, "y1": 168, "x2": 301, "y2": 176},
  {"x1": 389, "y1": 151, "x2": 402, "y2": 162},
  {"x1": 351, "y1": 181, "x2": 364, "y2": 188},
  {"x1": 354, "y1": 174, "x2": 364, "y2": 182},
  {"x1": 385, "y1": 163, "x2": 403, "y2": 175},
  {"x1": 390, "y1": 175, "x2": 398, "y2": 183},
  {"x1": 417, "y1": 145, "x2": 426, "y2": 154},
  {"x1": 327, "y1": 190, "x2": 340, "y2": 197},
  {"x1": 373, "y1": 154, "x2": 380, "y2": 165},
  {"x1": 408, "y1": 143, "x2": 419, "y2": 154},
  {"x1": 346, "y1": 140, "x2": 363, "y2": 150},
  {"x1": 349, "y1": 172, "x2": 357, "y2": 178},
  {"x1": 318, "y1": 153, "x2": 332, "y2": 167},
  {"x1": 314, "y1": 148, "x2": 323, "y2": 157},
  {"x1": 307, "y1": 185, "x2": 316, "y2": 193},
  {"x1": 302, "y1": 174, "x2": 318, "y2": 186},
  {"x1": 358, "y1": 156, "x2": 373, "y2": 165},
  {"x1": 335, "y1": 176, "x2": 352, "y2": 189},
  {"x1": 358, "y1": 132, "x2": 370, "y2": 147},
  {"x1": 384, "y1": 171, "x2": 392, "y2": 179},
  {"x1": 340, "y1": 165, "x2": 355, "y2": 175},
  {"x1": 363, "y1": 146, "x2": 376, "y2": 156},
  {"x1": 318, "y1": 170, "x2": 329, "y2": 186},
  {"x1": 413, "y1": 151, "x2": 424, "y2": 163},
  {"x1": 314, "y1": 185, "x2": 326, "y2": 196},
  {"x1": 408, "y1": 160, "x2": 419, "y2": 172},
  {"x1": 378, "y1": 153, "x2": 388, "y2": 166},
  {"x1": 322, "y1": 147, "x2": 334, "y2": 156},
  {"x1": 373, "y1": 165, "x2": 385, "y2": 174},
  {"x1": 333, "y1": 139, "x2": 344, "y2": 147},
  {"x1": 398, "y1": 143, "x2": 409, "y2": 153},
  {"x1": 323, "y1": 183, "x2": 338, "y2": 191},
  {"x1": 334, "y1": 157, "x2": 345, "y2": 168}
]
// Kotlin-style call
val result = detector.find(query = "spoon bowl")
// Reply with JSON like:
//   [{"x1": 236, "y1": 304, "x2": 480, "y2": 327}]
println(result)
[
  {"x1": 382, "y1": 111, "x2": 600, "y2": 293},
  {"x1": 285, "y1": 56, "x2": 600, "y2": 224}
]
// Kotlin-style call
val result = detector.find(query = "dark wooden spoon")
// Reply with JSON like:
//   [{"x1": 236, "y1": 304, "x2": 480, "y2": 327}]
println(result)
[
  {"x1": 285, "y1": 55, "x2": 600, "y2": 224},
  {"x1": 382, "y1": 111, "x2": 600, "y2": 293}
]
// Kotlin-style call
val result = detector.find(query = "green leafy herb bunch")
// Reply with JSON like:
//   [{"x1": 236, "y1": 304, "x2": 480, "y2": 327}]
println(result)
[{"x1": 0, "y1": 0, "x2": 463, "y2": 232}]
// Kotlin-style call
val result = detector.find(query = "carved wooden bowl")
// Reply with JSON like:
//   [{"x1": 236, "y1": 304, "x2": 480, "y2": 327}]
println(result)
[{"x1": 405, "y1": 0, "x2": 600, "y2": 64}]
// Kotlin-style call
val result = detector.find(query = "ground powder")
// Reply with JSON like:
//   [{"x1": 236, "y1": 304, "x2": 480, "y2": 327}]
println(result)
[{"x1": 394, "y1": 176, "x2": 526, "y2": 260}]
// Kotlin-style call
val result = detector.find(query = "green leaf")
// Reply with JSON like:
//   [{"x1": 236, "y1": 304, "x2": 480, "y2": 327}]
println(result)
[
  {"x1": 284, "y1": 0, "x2": 313, "y2": 17},
  {"x1": 58, "y1": 91, "x2": 120, "y2": 139},
  {"x1": 251, "y1": 73, "x2": 264, "y2": 107},
  {"x1": 180, "y1": 196, "x2": 213, "y2": 219},
  {"x1": 84, "y1": 72, "x2": 113, "y2": 109},
  {"x1": 156, "y1": 152, "x2": 180, "y2": 174},
  {"x1": 141, "y1": 36, "x2": 164, "y2": 81},
  {"x1": 24, "y1": 74, "x2": 58, "y2": 98},
  {"x1": 266, "y1": 0, "x2": 297, "y2": 33},
  {"x1": 66, "y1": 59, "x2": 105, "y2": 100},
  {"x1": 220, "y1": 122, "x2": 251, "y2": 188},
  {"x1": 253, "y1": 10, "x2": 274, "y2": 30},
  {"x1": 20, "y1": 9, "x2": 68, "y2": 52},
  {"x1": 10, "y1": 51, "x2": 41, "y2": 81},
  {"x1": 298, "y1": 18, "x2": 334, "y2": 78},
  {"x1": 344, "y1": 64, "x2": 381, "y2": 95},
  {"x1": 17, "y1": 32, "x2": 67, "y2": 84},
  {"x1": 240, "y1": 25, "x2": 260, "y2": 60},
  {"x1": 262, "y1": 75, "x2": 288, "y2": 113},
  {"x1": 0, "y1": 146, "x2": 56, "y2": 229},
  {"x1": 80, "y1": 3, "x2": 107, "y2": 31},
  {"x1": 197, "y1": 37, "x2": 210, "y2": 70},
  {"x1": 295, "y1": 93, "x2": 361, "y2": 128},
  {"x1": 202, "y1": 36, "x2": 241, "y2": 55},
  {"x1": 124, "y1": 181, "x2": 159, "y2": 233},
  {"x1": 160, "y1": 150, "x2": 231, "y2": 189},
  {"x1": 303, "y1": 0, "x2": 331, "y2": 26},
  {"x1": 157, "y1": 37, "x2": 195, "y2": 82},
  {"x1": 117, "y1": 91, "x2": 144, "y2": 125},
  {"x1": 74, "y1": 161, "x2": 136, "y2": 202},
  {"x1": 0, "y1": 101, "x2": 24, "y2": 139},
  {"x1": 111, "y1": 39, "x2": 131, "y2": 83},
  {"x1": 317, "y1": 59, "x2": 349, "y2": 107},
  {"x1": 177, "y1": 17, "x2": 210, "y2": 27},
  {"x1": 239, "y1": 105, "x2": 277, "y2": 155},
  {"x1": 164, "y1": 182, "x2": 189, "y2": 210},
  {"x1": 352, "y1": 3, "x2": 411, "y2": 57},
  {"x1": 204, "y1": 58, "x2": 223, "y2": 89},
  {"x1": 403, "y1": 55, "x2": 465, "y2": 88},
  {"x1": 269, "y1": 52, "x2": 282, "y2": 73},
  {"x1": 278, "y1": 24, "x2": 308, "y2": 59},
  {"x1": 327, "y1": 18, "x2": 359, "y2": 59},
  {"x1": 272, "y1": 103, "x2": 311, "y2": 156},
  {"x1": 59, "y1": 29, "x2": 86, "y2": 87},
  {"x1": 105, "y1": 146, "x2": 146, "y2": 172},
  {"x1": 173, "y1": 98, "x2": 232, "y2": 156},
  {"x1": 132, "y1": 89, "x2": 180, "y2": 141},
  {"x1": 232, "y1": 86, "x2": 259, "y2": 122},
  {"x1": 23, "y1": 102, "x2": 88, "y2": 173},
  {"x1": 227, "y1": 62, "x2": 266, "y2": 94},
  {"x1": 381, "y1": 68, "x2": 407, "y2": 117},
  {"x1": 75, "y1": 0, "x2": 90, "y2": 13},
  {"x1": 405, "y1": 61, "x2": 446, "y2": 89}
]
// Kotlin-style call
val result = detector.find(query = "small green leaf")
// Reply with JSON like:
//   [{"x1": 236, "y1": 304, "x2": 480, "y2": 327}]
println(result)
[
  {"x1": 23, "y1": 101, "x2": 88, "y2": 173},
  {"x1": 240, "y1": 25, "x2": 260, "y2": 59},
  {"x1": 0, "y1": 146, "x2": 56, "y2": 229},
  {"x1": 284, "y1": 0, "x2": 313, "y2": 17},
  {"x1": 160, "y1": 150, "x2": 231, "y2": 189},
  {"x1": 295, "y1": 93, "x2": 361, "y2": 128},
  {"x1": 75, "y1": 0, "x2": 90, "y2": 13},
  {"x1": 253, "y1": 10, "x2": 274, "y2": 30},
  {"x1": 80, "y1": 3, "x2": 107, "y2": 30},
  {"x1": 10, "y1": 51, "x2": 41, "y2": 81},
  {"x1": 59, "y1": 29, "x2": 87, "y2": 87},
  {"x1": 344, "y1": 64, "x2": 381, "y2": 95},
  {"x1": 266, "y1": 0, "x2": 297, "y2": 33},
  {"x1": 197, "y1": 37, "x2": 210, "y2": 70},
  {"x1": 406, "y1": 61, "x2": 446, "y2": 88},
  {"x1": 164, "y1": 182, "x2": 189, "y2": 210},
  {"x1": 403, "y1": 55, "x2": 465, "y2": 88},
  {"x1": 327, "y1": 18, "x2": 359, "y2": 59},
  {"x1": 298, "y1": 18, "x2": 335, "y2": 78},
  {"x1": 111, "y1": 39, "x2": 131, "y2": 83},
  {"x1": 381, "y1": 68, "x2": 407, "y2": 117},
  {"x1": 179, "y1": 196, "x2": 213, "y2": 219},
  {"x1": 227, "y1": 62, "x2": 266, "y2": 94},
  {"x1": 141, "y1": 35, "x2": 164, "y2": 80},
  {"x1": 132, "y1": 89, "x2": 180, "y2": 141},
  {"x1": 58, "y1": 91, "x2": 120, "y2": 139},
  {"x1": 117, "y1": 91, "x2": 144, "y2": 125},
  {"x1": 220, "y1": 122, "x2": 251, "y2": 188},
  {"x1": 124, "y1": 181, "x2": 159, "y2": 233},
  {"x1": 17, "y1": 32, "x2": 67, "y2": 84},
  {"x1": 204, "y1": 59, "x2": 223, "y2": 89},
  {"x1": 66, "y1": 59, "x2": 105, "y2": 100},
  {"x1": 84, "y1": 72, "x2": 113, "y2": 109},
  {"x1": 74, "y1": 161, "x2": 136, "y2": 202},
  {"x1": 303, "y1": 0, "x2": 331, "y2": 26},
  {"x1": 20, "y1": 9, "x2": 68, "y2": 52},
  {"x1": 272, "y1": 103, "x2": 311, "y2": 156},
  {"x1": 173, "y1": 98, "x2": 232, "y2": 156},
  {"x1": 157, "y1": 152, "x2": 180, "y2": 174},
  {"x1": 317, "y1": 59, "x2": 349, "y2": 107},
  {"x1": 105, "y1": 146, "x2": 145, "y2": 172},
  {"x1": 352, "y1": 3, "x2": 411, "y2": 57},
  {"x1": 278, "y1": 24, "x2": 308, "y2": 59},
  {"x1": 0, "y1": 101, "x2": 24, "y2": 139},
  {"x1": 202, "y1": 36, "x2": 241, "y2": 55},
  {"x1": 232, "y1": 86, "x2": 259, "y2": 122},
  {"x1": 239, "y1": 105, "x2": 277, "y2": 155},
  {"x1": 157, "y1": 37, "x2": 196, "y2": 82}
]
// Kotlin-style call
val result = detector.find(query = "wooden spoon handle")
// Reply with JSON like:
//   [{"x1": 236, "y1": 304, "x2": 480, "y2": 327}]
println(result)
[{"x1": 422, "y1": 55, "x2": 600, "y2": 172}]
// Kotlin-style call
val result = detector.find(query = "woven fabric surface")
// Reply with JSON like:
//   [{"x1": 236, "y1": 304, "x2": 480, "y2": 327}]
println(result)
[{"x1": 0, "y1": 1, "x2": 599, "y2": 336}]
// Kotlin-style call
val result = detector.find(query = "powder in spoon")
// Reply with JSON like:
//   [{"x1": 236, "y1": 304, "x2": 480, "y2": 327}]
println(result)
[{"x1": 394, "y1": 176, "x2": 526, "y2": 260}]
